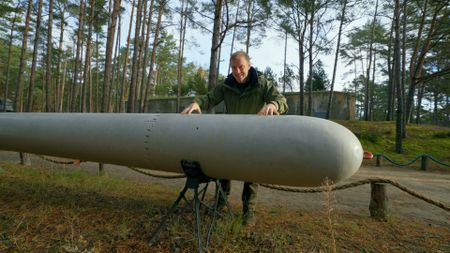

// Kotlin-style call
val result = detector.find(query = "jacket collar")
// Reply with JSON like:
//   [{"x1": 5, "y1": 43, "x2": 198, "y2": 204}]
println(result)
[{"x1": 224, "y1": 67, "x2": 258, "y2": 90}]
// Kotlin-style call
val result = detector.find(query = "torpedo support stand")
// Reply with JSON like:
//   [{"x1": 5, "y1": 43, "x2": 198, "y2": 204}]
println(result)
[{"x1": 149, "y1": 160, "x2": 232, "y2": 252}]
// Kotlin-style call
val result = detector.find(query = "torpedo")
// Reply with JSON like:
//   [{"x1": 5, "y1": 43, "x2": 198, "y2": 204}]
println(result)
[{"x1": 0, "y1": 113, "x2": 363, "y2": 187}]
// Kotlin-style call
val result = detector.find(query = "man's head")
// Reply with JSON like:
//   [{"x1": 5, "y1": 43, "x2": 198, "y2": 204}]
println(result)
[{"x1": 230, "y1": 51, "x2": 251, "y2": 84}]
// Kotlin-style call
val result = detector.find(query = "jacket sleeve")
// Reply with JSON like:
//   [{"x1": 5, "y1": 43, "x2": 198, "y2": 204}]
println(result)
[
  {"x1": 263, "y1": 78, "x2": 289, "y2": 114},
  {"x1": 193, "y1": 84, "x2": 225, "y2": 111}
]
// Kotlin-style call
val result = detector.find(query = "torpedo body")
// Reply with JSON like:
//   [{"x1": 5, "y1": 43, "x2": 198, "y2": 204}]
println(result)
[{"x1": 0, "y1": 113, "x2": 363, "y2": 187}]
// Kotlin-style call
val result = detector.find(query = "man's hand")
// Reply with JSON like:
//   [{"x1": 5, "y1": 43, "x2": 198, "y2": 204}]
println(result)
[
  {"x1": 181, "y1": 102, "x2": 202, "y2": 114},
  {"x1": 257, "y1": 103, "x2": 279, "y2": 116}
]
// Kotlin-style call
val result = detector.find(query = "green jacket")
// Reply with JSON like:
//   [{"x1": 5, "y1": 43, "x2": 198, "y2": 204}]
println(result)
[{"x1": 194, "y1": 67, "x2": 288, "y2": 114}]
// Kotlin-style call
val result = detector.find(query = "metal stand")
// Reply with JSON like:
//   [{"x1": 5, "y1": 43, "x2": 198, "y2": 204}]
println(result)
[{"x1": 149, "y1": 160, "x2": 232, "y2": 252}]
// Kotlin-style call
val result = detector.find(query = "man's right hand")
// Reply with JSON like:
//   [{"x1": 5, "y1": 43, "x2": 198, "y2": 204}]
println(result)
[{"x1": 181, "y1": 102, "x2": 202, "y2": 114}]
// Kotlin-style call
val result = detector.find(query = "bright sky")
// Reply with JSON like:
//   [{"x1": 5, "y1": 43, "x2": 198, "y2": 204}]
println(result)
[
  {"x1": 181, "y1": 21, "x2": 361, "y2": 92},
  {"x1": 116, "y1": 2, "x2": 377, "y2": 93}
]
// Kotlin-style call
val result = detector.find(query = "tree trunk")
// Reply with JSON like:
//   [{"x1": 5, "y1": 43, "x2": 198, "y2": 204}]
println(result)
[
  {"x1": 45, "y1": 0, "x2": 54, "y2": 112},
  {"x1": 385, "y1": 18, "x2": 395, "y2": 121},
  {"x1": 406, "y1": 0, "x2": 443, "y2": 123},
  {"x1": 142, "y1": 0, "x2": 165, "y2": 112},
  {"x1": 140, "y1": 0, "x2": 155, "y2": 112},
  {"x1": 82, "y1": 0, "x2": 96, "y2": 112},
  {"x1": 364, "y1": 0, "x2": 378, "y2": 121},
  {"x1": 95, "y1": 33, "x2": 100, "y2": 112},
  {"x1": 119, "y1": 0, "x2": 136, "y2": 112},
  {"x1": 102, "y1": 0, "x2": 122, "y2": 112},
  {"x1": 245, "y1": 0, "x2": 253, "y2": 54},
  {"x1": 401, "y1": 0, "x2": 407, "y2": 137},
  {"x1": 369, "y1": 47, "x2": 377, "y2": 121},
  {"x1": 70, "y1": 0, "x2": 85, "y2": 112},
  {"x1": 415, "y1": 84, "x2": 425, "y2": 124},
  {"x1": 2, "y1": 7, "x2": 18, "y2": 112},
  {"x1": 308, "y1": 4, "x2": 314, "y2": 117},
  {"x1": 89, "y1": 56, "x2": 93, "y2": 112},
  {"x1": 326, "y1": 0, "x2": 347, "y2": 119},
  {"x1": 177, "y1": 0, "x2": 188, "y2": 112},
  {"x1": 283, "y1": 30, "x2": 287, "y2": 94},
  {"x1": 207, "y1": 0, "x2": 223, "y2": 93},
  {"x1": 55, "y1": 2, "x2": 66, "y2": 112},
  {"x1": 298, "y1": 13, "x2": 307, "y2": 116},
  {"x1": 112, "y1": 13, "x2": 122, "y2": 112},
  {"x1": 135, "y1": 0, "x2": 149, "y2": 112},
  {"x1": 394, "y1": 0, "x2": 403, "y2": 153},
  {"x1": 407, "y1": 0, "x2": 427, "y2": 122},
  {"x1": 60, "y1": 59, "x2": 67, "y2": 112},
  {"x1": 433, "y1": 90, "x2": 438, "y2": 125},
  {"x1": 228, "y1": 0, "x2": 240, "y2": 73},
  {"x1": 127, "y1": 0, "x2": 144, "y2": 113},
  {"x1": 26, "y1": 0, "x2": 44, "y2": 112},
  {"x1": 446, "y1": 95, "x2": 449, "y2": 127},
  {"x1": 14, "y1": 0, "x2": 33, "y2": 113},
  {"x1": 15, "y1": 0, "x2": 34, "y2": 165}
]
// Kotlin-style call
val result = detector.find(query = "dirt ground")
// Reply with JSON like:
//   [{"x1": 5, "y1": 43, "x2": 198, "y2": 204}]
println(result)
[{"x1": 1, "y1": 151, "x2": 449, "y2": 228}]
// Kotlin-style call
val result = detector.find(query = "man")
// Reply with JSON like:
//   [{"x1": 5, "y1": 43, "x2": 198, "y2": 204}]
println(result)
[{"x1": 181, "y1": 51, "x2": 288, "y2": 225}]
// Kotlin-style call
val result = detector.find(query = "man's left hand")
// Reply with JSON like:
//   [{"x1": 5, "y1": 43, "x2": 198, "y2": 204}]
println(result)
[{"x1": 257, "y1": 103, "x2": 279, "y2": 116}]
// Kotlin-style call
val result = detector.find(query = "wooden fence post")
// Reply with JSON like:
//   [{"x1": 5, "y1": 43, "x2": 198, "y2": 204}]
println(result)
[
  {"x1": 376, "y1": 155, "x2": 382, "y2": 167},
  {"x1": 369, "y1": 182, "x2": 389, "y2": 220},
  {"x1": 420, "y1": 155, "x2": 428, "y2": 171}
]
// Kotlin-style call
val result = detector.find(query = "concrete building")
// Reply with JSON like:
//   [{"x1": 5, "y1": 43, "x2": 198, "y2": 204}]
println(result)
[{"x1": 0, "y1": 98, "x2": 14, "y2": 112}]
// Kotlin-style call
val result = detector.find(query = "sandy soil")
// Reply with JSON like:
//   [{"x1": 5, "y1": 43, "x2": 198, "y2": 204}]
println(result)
[{"x1": 1, "y1": 151, "x2": 449, "y2": 227}]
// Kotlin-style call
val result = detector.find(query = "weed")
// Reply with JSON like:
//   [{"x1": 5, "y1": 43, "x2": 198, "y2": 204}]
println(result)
[{"x1": 322, "y1": 178, "x2": 337, "y2": 253}]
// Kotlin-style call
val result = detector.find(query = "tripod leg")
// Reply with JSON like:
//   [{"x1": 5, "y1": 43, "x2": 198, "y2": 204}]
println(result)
[
  {"x1": 194, "y1": 188, "x2": 204, "y2": 253},
  {"x1": 200, "y1": 182, "x2": 209, "y2": 201},
  {"x1": 205, "y1": 180, "x2": 221, "y2": 249},
  {"x1": 217, "y1": 180, "x2": 233, "y2": 217},
  {"x1": 149, "y1": 186, "x2": 189, "y2": 244}
]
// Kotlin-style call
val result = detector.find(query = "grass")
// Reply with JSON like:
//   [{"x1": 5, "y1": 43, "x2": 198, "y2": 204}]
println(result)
[
  {"x1": 0, "y1": 162, "x2": 449, "y2": 252},
  {"x1": 337, "y1": 121, "x2": 450, "y2": 169}
]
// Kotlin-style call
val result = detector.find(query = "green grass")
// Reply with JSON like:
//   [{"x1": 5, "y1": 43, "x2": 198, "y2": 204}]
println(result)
[
  {"x1": 337, "y1": 121, "x2": 450, "y2": 167},
  {"x1": 0, "y1": 162, "x2": 449, "y2": 252}
]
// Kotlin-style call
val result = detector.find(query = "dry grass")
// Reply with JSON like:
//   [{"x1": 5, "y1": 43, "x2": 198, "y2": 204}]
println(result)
[{"x1": 0, "y1": 162, "x2": 449, "y2": 252}]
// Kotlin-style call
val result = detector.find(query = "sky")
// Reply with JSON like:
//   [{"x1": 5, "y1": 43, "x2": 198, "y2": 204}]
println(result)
[
  {"x1": 178, "y1": 17, "x2": 369, "y2": 93},
  {"x1": 116, "y1": 1, "x2": 377, "y2": 93},
  {"x1": 180, "y1": 27, "x2": 346, "y2": 91}
]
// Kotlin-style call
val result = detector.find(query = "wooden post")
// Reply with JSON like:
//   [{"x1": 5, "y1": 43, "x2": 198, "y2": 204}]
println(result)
[
  {"x1": 99, "y1": 163, "x2": 104, "y2": 175},
  {"x1": 376, "y1": 155, "x2": 382, "y2": 167},
  {"x1": 369, "y1": 182, "x2": 389, "y2": 220},
  {"x1": 420, "y1": 155, "x2": 428, "y2": 171}
]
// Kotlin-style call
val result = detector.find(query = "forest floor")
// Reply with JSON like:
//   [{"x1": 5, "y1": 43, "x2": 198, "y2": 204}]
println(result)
[{"x1": 1, "y1": 151, "x2": 449, "y2": 252}]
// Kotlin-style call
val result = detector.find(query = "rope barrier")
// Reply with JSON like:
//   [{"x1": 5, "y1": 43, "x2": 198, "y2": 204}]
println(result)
[
  {"x1": 31, "y1": 154, "x2": 449, "y2": 212},
  {"x1": 128, "y1": 167, "x2": 186, "y2": 179},
  {"x1": 261, "y1": 178, "x2": 450, "y2": 212},
  {"x1": 374, "y1": 154, "x2": 450, "y2": 168},
  {"x1": 35, "y1": 155, "x2": 81, "y2": 165},
  {"x1": 425, "y1": 154, "x2": 450, "y2": 167}
]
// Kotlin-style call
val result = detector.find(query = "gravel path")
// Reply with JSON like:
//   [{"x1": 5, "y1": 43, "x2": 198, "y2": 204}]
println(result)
[{"x1": 1, "y1": 151, "x2": 449, "y2": 227}]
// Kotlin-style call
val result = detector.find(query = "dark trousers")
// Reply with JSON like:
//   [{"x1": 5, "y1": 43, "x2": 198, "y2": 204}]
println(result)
[{"x1": 219, "y1": 179, "x2": 258, "y2": 213}]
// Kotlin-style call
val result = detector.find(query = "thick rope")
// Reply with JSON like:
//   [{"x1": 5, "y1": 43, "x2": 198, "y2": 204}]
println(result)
[
  {"x1": 35, "y1": 155, "x2": 81, "y2": 165},
  {"x1": 128, "y1": 167, "x2": 186, "y2": 179},
  {"x1": 32, "y1": 154, "x2": 449, "y2": 212},
  {"x1": 261, "y1": 178, "x2": 450, "y2": 212}
]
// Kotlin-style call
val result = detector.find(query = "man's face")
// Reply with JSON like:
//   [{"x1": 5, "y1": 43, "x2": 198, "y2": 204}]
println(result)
[{"x1": 231, "y1": 56, "x2": 251, "y2": 84}]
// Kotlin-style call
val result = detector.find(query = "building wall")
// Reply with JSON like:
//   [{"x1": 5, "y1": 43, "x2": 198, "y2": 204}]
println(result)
[{"x1": 146, "y1": 91, "x2": 356, "y2": 120}]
